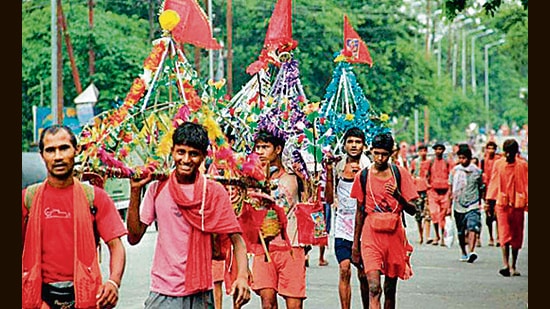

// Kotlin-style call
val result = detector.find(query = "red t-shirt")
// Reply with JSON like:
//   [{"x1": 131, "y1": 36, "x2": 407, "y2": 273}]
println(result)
[
  {"x1": 22, "y1": 183, "x2": 127, "y2": 283},
  {"x1": 482, "y1": 154, "x2": 502, "y2": 186},
  {"x1": 428, "y1": 158, "x2": 450, "y2": 190},
  {"x1": 350, "y1": 165, "x2": 418, "y2": 213},
  {"x1": 410, "y1": 158, "x2": 430, "y2": 192}
]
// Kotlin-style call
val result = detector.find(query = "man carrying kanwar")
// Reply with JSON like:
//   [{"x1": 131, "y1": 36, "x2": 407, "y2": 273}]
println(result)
[{"x1": 127, "y1": 122, "x2": 251, "y2": 308}]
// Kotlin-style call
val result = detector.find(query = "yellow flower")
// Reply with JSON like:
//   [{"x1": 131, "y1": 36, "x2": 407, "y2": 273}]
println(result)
[
  {"x1": 213, "y1": 78, "x2": 226, "y2": 90},
  {"x1": 380, "y1": 113, "x2": 390, "y2": 122},
  {"x1": 345, "y1": 113, "x2": 355, "y2": 121},
  {"x1": 159, "y1": 10, "x2": 180, "y2": 32},
  {"x1": 303, "y1": 102, "x2": 320, "y2": 115}
]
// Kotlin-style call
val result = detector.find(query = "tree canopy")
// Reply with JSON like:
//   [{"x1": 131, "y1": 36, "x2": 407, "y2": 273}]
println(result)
[{"x1": 21, "y1": 0, "x2": 527, "y2": 151}]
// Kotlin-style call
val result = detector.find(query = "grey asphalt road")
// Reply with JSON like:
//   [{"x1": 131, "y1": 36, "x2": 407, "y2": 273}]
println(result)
[{"x1": 101, "y1": 211, "x2": 528, "y2": 308}]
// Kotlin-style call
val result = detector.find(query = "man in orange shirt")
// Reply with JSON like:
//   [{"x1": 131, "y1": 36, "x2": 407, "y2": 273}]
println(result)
[
  {"x1": 409, "y1": 144, "x2": 431, "y2": 244},
  {"x1": 480, "y1": 141, "x2": 501, "y2": 246},
  {"x1": 427, "y1": 142, "x2": 452, "y2": 246},
  {"x1": 486, "y1": 139, "x2": 528, "y2": 277},
  {"x1": 350, "y1": 132, "x2": 418, "y2": 309}
]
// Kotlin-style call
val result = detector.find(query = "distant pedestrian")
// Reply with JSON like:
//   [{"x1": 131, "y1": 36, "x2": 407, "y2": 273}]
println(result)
[
  {"x1": 427, "y1": 142, "x2": 452, "y2": 246},
  {"x1": 350, "y1": 132, "x2": 418, "y2": 309},
  {"x1": 449, "y1": 144, "x2": 483, "y2": 263},
  {"x1": 410, "y1": 144, "x2": 431, "y2": 244},
  {"x1": 480, "y1": 141, "x2": 502, "y2": 247},
  {"x1": 486, "y1": 139, "x2": 528, "y2": 277}
]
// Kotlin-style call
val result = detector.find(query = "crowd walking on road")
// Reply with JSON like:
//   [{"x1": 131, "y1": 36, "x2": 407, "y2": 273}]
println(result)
[{"x1": 22, "y1": 123, "x2": 527, "y2": 308}]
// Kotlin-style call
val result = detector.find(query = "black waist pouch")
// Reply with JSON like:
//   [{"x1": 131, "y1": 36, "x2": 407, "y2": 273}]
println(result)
[{"x1": 42, "y1": 281, "x2": 75, "y2": 309}]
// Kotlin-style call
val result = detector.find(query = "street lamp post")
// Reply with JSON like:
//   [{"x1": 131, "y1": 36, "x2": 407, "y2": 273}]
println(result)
[
  {"x1": 484, "y1": 38, "x2": 505, "y2": 134},
  {"x1": 451, "y1": 17, "x2": 472, "y2": 88},
  {"x1": 471, "y1": 29, "x2": 494, "y2": 93},
  {"x1": 462, "y1": 25, "x2": 485, "y2": 94}
]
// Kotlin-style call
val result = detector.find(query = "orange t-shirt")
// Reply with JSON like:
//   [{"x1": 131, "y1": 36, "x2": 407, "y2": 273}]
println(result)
[
  {"x1": 350, "y1": 165, "x2": 418, "y2": 213},
  {"x1": 410, "y1": 158, "x2": 430, "y2": 192},
  {"x1": 481, "y1": 154, "x2": 502, "y2": 186},
  {"x1": 21, "y1": 184, "x2": 127, "y2": 283},
  {"x1": 486, "y1": 158, "x2": 528, "y2": 208},
  {"x1": 428, "y1": 158, "x2": 450, "y2": 190}
]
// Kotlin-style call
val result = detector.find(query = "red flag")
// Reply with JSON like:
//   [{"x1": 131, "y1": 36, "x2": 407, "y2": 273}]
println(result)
[
  {"x1": 343, "y1": 15, "x2": 373, "y2": 66},
  {"x1": 164, "y1": 0, "x2": 221, "y2": 50},
  {"x1": 264, "y1": 0, "x2": 295, "y2": 51}
]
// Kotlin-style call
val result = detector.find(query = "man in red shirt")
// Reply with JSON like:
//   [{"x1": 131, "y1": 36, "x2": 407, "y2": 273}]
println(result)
[
  {"x1": 427, "y1": 142, "x2": 452, "y2": 246},
  {"x1": 350, "y1": 132, "x2": 418, "y2": 309},
  {"x1": 22, "y1": 125, "x2": 127, "y2": 309},
  {"x1": 486, "y1": 139, "x2": 528, "y2": 277},
  {"x1": 480, "y1": 141, "x2": 501, "y2": 246},
  {"x1": 410, "y1": 144, "x2": 431, "y2": 244}
]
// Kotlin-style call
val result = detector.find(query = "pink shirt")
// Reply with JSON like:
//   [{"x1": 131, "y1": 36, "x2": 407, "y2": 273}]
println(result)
[{"x1": 140, "y1": 181, "x2": 199, "y2": 296}]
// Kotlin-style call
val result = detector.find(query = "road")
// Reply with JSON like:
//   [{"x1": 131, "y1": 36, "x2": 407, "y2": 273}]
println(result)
[{"x1": 100, "y1": 211, "x2": 528, "y2": 308}]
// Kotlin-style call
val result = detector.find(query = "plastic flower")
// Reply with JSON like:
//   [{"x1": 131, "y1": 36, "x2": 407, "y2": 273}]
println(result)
[
  {"x1": 303, "y1": 102, "x2": 320, "y2": 115},
  {"x1": 380, "y1": 113, "x2": 390, "y2": 122}
]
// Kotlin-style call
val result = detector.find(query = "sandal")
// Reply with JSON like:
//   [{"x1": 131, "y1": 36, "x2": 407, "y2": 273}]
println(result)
[
  {"x1": 499, "y1": 267, "x2": 511, "y2": 277},
  {"x1": 319, "y1": 260, "x2": 329, "y2": 266}
]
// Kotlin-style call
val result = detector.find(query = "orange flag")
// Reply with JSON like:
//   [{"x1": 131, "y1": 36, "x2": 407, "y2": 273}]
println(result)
[
  {"x1": 264, "y1": 0, "x2": 295, "y2": 51},
  {"x1": 164, "y1": 0, "x2": 221, "y2": 50},
  {"x1": 343, "y1": 15, "x2": 373, "y2": 66}
]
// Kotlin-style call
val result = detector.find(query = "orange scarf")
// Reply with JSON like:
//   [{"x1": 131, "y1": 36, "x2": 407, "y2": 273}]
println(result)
[
  {"x1": 167, "y1": 171, "x2": 242, "y2": 294},
  {"x1": 22, "y1": 179, "x2": 101, "y2": 309}
]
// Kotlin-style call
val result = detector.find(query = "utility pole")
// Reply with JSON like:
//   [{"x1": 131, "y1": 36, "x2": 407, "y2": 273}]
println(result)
[
  {"x1": 59, "y1": 3, "x2": 82, "y2": 94},
  {"x1": 88, "y1": 0, "x2": 95, "y2": 77},
  {"x1": 51, "y1": 0, "x2": 59, "y2": 125},
  {"x1": 56, "y1": 0, "x2": 64, "y2": 125},
  {"x1": 484, "y1": 38, "x2": 505, "y2": 134},
  {"x1": 207, "y1": 0, "x2": 214, "y2": 83},
  {"x1": 462, "y1": 25, "x2": 485, "y2": 95},
  {"x1": 226, "y1": 0, "x2": 233, "y2": 96},
  {"x1": 471, "y1": 29, "x2": 493, "y2": 93},
  {"x1": 423, "y1": 0, "x2": 431, "y2": 144},
  {"x1": 148, "y1": 0, "x2": 154, "y2": 42}
]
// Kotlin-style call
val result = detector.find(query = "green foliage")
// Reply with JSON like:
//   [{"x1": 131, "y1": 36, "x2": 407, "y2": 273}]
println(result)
[
  {"x1": 22, "y1": 4, "x2": 150, "y2": 151},
  {"x1": 21, "y1": 0, "x2": 527, "y2": 151}
]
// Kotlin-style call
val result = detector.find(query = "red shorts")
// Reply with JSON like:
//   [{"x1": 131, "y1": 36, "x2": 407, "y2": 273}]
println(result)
[
  {"x1": 212, "y1": 259, "x2": 225, "y2": 283},
  {"x1": 361, "y1": 220, "x2": 411, "y2": 280},
  {"x1": 251, "y1": 247, "x2": 307, "y2": 299},
  {"x1": 428, "y1": 189, "x2": 450, "y2": 227},
  {"x1": 495, "y1": 205, "x2": 525, "y2": 249}
]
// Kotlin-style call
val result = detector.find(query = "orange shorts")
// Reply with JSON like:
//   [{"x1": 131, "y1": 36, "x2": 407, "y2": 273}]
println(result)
[
  {"x1": 428, "y1": 189, "x2": 450, "y2": 226},
  {"x1": 251, "y1": 247, "x2": 307, "y2": 299},
  {"x1": 212, "y1": 259, "x2": 225, "y2": 283},
  {"x1": 495, "y1": 205, "x2": 525, "y2": 249}
]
